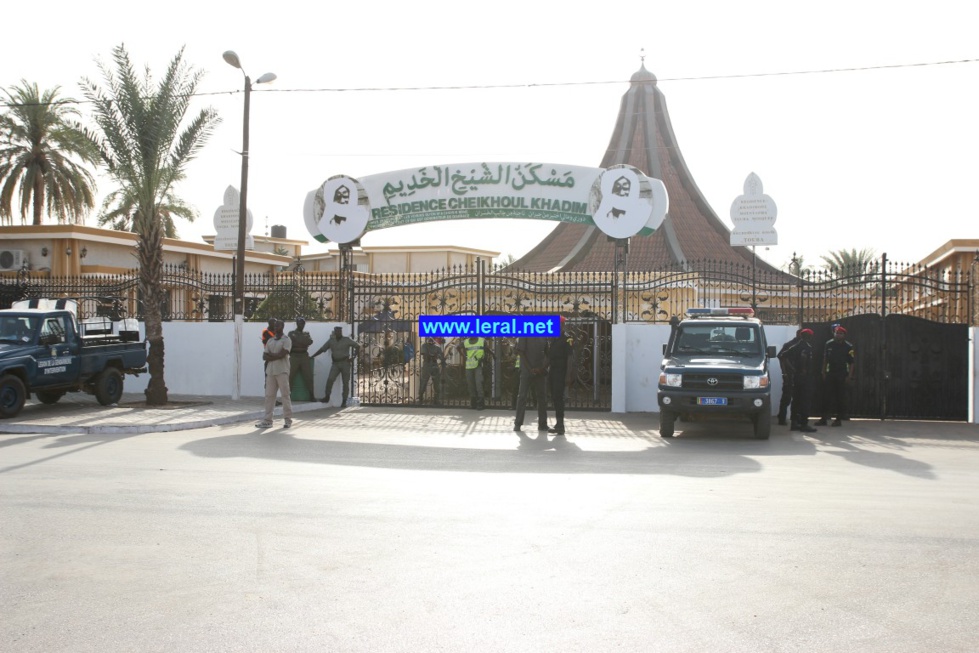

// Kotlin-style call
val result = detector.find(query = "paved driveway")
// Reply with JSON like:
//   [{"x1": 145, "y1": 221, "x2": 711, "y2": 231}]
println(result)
[{"x1": 2, "y1": 410, "x2": 977, "y2": 652}]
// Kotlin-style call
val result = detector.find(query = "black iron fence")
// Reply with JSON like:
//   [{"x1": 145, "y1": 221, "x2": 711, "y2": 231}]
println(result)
[{"x1": 0, "y1": 255, "x2": 975, "y2": 326}]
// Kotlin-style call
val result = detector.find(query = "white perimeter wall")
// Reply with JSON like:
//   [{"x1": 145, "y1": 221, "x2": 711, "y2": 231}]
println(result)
[
  {"x1": 123, "y1": 322, "x2": 978, "y2": 422},
  {"x1": 124, "y1": 322, "x2": 349, "y2": 400}
]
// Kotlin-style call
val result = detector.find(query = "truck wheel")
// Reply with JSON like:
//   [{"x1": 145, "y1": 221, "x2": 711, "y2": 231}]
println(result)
[
  {"x1": 94, "y1": 368, "x2": 124, "y2": 406},
  {"x1": 753, "y1": 413, "x2": 771, "y2": 440},
  {"x1": 36, "y1": 390, "x2": 66, "y2": 405},
  {"x1": 660, "y1": 409, "x2": 676, "y2": 438},
  {"x1": 0, "y1": 375, "x2": 27, "y2": 418}
]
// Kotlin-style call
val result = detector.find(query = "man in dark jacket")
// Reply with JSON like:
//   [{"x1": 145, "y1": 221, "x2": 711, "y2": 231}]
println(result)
[
  {"x1": 776, "y1": 329, "x2": 802, "y2": 426},
  {"x1": 417, "y1": 337, "x2": 445, "y2": 405},
  {"x1": 815, "y1": 326, "x2": 856, "y2": 427},
  {"x1": 546, "y1": 318, "x2": 575, "y2": 436},
  {"x1": 784, "y1": 328, "x2": 817, "y2": 433},
  {"x1": 514, "y1": 336, "x2": 548, "y2": 433}
]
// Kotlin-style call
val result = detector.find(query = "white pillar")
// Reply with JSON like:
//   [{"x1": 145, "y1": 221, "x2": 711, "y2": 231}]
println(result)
[{"x1": 233, "y1": 315, "x2": 243, "y2": 400}]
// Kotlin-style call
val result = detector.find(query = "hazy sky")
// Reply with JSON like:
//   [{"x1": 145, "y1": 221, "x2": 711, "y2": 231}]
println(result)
[{"x1": 3, "y1": 0, "x2": 977, "y2": 269}]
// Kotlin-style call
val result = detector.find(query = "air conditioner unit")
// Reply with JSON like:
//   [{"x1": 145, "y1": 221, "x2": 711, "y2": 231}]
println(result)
[{"x1": 0, "y1": 249, "x2": 26, "y2": 271}]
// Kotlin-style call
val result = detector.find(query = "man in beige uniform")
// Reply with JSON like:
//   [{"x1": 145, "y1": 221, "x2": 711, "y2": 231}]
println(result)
[
  {"x1": 312, "y1": 326, "x2": 360, "y2": 407},
  {"x1": 256, "y1": 319, "x2": 293, "y2": 428}
]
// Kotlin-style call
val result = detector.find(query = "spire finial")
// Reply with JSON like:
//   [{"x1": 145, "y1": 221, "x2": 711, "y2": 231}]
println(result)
[{"x1": 640, "y1": 48, "x2": 645, "y2": 65}]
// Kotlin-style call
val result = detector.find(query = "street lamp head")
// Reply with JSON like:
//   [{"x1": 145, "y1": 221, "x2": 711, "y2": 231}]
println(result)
[
  {"x1": 256, "y1": 72, "x2": 277, "y2": 85},
  {"x1": 222, "y1": 50, "x2": 242, "y2": 70}
]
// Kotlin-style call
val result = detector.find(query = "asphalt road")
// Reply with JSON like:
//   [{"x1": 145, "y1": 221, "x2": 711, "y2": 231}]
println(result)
[{"x1": 2, "y1": 410, "x2": 978, "y2": 652}]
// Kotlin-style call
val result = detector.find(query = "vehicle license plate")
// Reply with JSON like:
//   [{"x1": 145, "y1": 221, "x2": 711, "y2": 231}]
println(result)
[{"x1": 698, "y1": 397, "x2": 728, "y2": 406}]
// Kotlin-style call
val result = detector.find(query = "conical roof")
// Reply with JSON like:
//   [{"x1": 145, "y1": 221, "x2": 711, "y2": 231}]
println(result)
[{"x1": 511, "y1": 64, "x2": 780, "y2": 273}]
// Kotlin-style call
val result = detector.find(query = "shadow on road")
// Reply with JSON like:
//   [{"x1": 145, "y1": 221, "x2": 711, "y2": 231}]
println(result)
[
  {"x1": 179, "y1": 410, "x2": 942, "y2": 479},
  {"x1": 177, "y1": 424, "x2": 799, "y2": 477}
]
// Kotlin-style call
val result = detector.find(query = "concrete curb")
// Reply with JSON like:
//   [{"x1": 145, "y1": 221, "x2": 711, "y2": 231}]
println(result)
[{"x1": 0, "y1": 401, "x2": 333, "y2": 436}]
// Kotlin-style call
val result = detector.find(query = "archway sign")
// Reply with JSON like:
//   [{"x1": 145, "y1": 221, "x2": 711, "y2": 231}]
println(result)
[{"x1": 303, "y1": 162, "x2": 668, "y2": 245}]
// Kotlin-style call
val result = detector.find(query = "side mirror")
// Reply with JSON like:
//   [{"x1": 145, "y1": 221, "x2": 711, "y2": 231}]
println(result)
[
  {"x1": 766, "y1": 346, "x2": 776, "y2": 358},
  {"x1": 662, "y1": 344, "x2": 667, "y2": 355}
]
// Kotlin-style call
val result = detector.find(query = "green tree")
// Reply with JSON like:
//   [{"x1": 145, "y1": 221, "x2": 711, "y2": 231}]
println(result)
[
  {"x1": 97, "y1": 186, "x2": 196, "y2": 238},
  {"x1": 820, "y1": 248, "x2": 880, "y2": 280},
  {"x1": 82, "y1": 45, "x2": 220, "y2": 405},
  {"x1": 0, "y1": 81, "x2": 99, "y2": 225},
  {"x1": 251, "y1": 286, "x2": 328, "y2": 323}
]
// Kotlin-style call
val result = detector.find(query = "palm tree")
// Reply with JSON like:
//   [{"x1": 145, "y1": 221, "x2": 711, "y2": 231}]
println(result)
[
  {"x1": 0, "y1": 81, "x2": 99, "y2": 225},
  {"x1": 97, "y1": 186, "x2": 196, "y2": 238},
  {"x1": 81, "y1": 45, "x2": 220, "y2": 405},
  {"x1": 820, "y1": 248, "x2": 880, "y2": 280}
]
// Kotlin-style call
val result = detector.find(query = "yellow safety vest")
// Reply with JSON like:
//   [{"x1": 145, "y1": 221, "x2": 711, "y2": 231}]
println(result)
[{"x1": 464, "y1": 338, "x2": 485, "y2": 370}]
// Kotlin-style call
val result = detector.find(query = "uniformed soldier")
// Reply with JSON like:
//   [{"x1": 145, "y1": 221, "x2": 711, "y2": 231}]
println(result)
[
  {"x1": 459, "y1": 336, "x2": 491, "y2": 410},
  {"x1": 312, "y1": 326, "x2": 360, "y2": 407},
  {"x1": 784, "y1": 328, "x2": 817, "y2": 433},
  {"x1": 546, "y1": 318, "x2": 575, "y2": 436},
  {"x1": 287, "y1": 317, "x2": 315, "y2": 401},
  {"x1": 776, "y1": 328, "x2": 803, "y2": 426},
  {"x1": 815, "y1": 326, "x2": 856, "y2": 427},
  {"x1": 514, "y1": 336, "x2": 548, "y2": 432},
  {"x1": 417, "y1": 337, "x2": 445, "y2": 405}
]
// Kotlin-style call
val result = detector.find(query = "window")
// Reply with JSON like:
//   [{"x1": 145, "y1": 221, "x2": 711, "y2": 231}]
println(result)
[{"x1": 40, "y1": 317, "x2": 66, "y2": 343}]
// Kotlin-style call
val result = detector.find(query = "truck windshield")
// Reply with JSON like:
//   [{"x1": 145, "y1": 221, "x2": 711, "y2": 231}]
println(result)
[
  {"x1": 0, "y1": 315, "x2": 38, "y2": 344},
  {"x1": 675, "y1": 324, "x2": 760, "y2": 355}
]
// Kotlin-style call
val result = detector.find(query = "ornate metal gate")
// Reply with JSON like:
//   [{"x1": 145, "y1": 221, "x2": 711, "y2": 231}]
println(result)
[
  {"x1": 808, "y1": 314, "x2": 968, "y2": 421},
  {"x1": 351, "y1": 262, "x2": 614, "y2": 410}
]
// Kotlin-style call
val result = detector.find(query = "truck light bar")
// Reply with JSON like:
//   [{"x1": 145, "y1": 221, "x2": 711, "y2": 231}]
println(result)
[{"x1": 685, "y1": 307, "x2": 755, "y2": 317}]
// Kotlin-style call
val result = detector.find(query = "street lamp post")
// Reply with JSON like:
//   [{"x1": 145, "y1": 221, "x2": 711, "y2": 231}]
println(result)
[
  {"x1": 224, "y1": 50, "x2": 275, "y2": 399},
  {"x1": 223, "y1": 50, "x2": 276, "y2": 317}
]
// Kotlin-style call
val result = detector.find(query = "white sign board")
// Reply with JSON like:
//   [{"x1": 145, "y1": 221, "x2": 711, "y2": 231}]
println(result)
[
  {"x1": 730, "y1": 172, "x2": 777, "y2": 246},
  {"x1": 212, "y1": 185, "x2": 254, "y2": 252}
]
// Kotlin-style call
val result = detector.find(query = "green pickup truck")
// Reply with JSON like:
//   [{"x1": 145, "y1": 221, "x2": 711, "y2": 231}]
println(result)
[{"x1": 0, "y1": 299, "x2": 147, "y2": 418}]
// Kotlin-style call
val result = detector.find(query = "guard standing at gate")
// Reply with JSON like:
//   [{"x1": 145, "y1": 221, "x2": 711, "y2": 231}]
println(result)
[
  {"x1": 459, "y1": 336, "x2": 491, "y2": 410},
  {"x1": 546, "y1": 317, "x2": 575, "y2": 436},
  {"x1": 784, "y1": 328, "x2": 817, "y2": 433},
  {"x1": 776, "y1": 328, "x2": 803, "y2": 426},
  {"x1": 514, "y1": 335, "x2": 548, "y2": 432},
  {"x1": 287, "y1": 318, "x2": 315, "y2": 401},
  {"x1": 815, "y1": 326, "x2": 855, "y2": 427},
  {"x1": 417, "y1": 337, "x2": 445, "y2": 405},
  {"x1": 312, "y1": 326, "x2": 360, "y2": 407}
]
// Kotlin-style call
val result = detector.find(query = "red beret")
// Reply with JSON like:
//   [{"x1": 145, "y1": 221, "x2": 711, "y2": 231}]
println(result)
[
  {"x1": 800, "y1": 328, "x2": 814, "y2": 336},
  {"x1": 835, "y1": 326, "x2": 847, "y2": 334}
]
